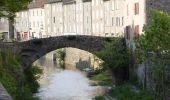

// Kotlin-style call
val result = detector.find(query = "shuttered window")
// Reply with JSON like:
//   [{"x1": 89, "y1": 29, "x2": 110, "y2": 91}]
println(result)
[
  {"x1": 126, "y1": 26, "x2": 130, "y2": 40},
  {"x1": 134, "y1": 3, "x2": 139, "y2": 15},
  {"x1": 135, "y1": 25, "x2": 140, "y2": 38}
]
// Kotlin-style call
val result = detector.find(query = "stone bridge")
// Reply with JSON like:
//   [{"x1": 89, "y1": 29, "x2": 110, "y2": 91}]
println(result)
[{"x1": 0, "y1": 35, "x2": 114, "y2": 68}]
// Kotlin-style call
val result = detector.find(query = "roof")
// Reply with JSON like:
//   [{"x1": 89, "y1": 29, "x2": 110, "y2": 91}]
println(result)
[
  {"x1": 62, "y1": 0, "x2": 75, "y2": 5},
  {"x1": 28, "y1": 0, "x2": 46, "y2": 9},
  {"x1": 45, "y1": 0, "x2": 62, "y2": 4}
]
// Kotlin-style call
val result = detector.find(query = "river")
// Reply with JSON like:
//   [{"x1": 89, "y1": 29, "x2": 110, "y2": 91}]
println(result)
[{"x1": 34, "y1": 51, "x2": 106, "y2": 100}]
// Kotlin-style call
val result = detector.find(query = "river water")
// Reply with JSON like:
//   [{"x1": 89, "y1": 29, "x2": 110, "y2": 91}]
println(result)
[{"x1": 34, "y1": 52, "x2": 106, "y2": 100}]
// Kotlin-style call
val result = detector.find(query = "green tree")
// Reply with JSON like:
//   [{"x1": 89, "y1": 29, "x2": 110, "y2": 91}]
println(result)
[
  {"x1": 0, "y1": 0, "x2": 31, "y2": 21},
  {"x1": 135, "y1": 9, "x2": 170, "y2": 99},
  {"x1": 0, "y1": 0, "x2": 32, "y2": 40},
  {"x1": 96, "y1": 37, "x2": 130, "y2": 85}
]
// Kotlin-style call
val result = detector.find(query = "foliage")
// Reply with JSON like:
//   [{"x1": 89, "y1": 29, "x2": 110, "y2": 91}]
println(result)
[
  {"x1": 135, "y1": 9, "x2": 170, "y2": 99},
  {"x1": 0, "y1": 0, "x2": 31, "y2": 22},
  {"x1": 109, "y1": 84, "x2": 153, "y2": 100},
  {"x1": 95, "y1": 37, "x2": 130, "y2": 70},
  {"x1": 135, "y1": 9, "x2": 170, "y2": 62},
  {"x1": 93, "y1": 96, "x2": 105, "y2": 100},
  {"x1": 56, "y1": 49, "x2": 65, "y2": 69},
  {"x1": 24, "y1": 65, "x2": 42, "y2": 93},
  {"x1": 0, "y1": 49, "x2": 41, "y2": 100},
  {"x1": 90, "y1": 71, "x2": 112, "y2": 86}
]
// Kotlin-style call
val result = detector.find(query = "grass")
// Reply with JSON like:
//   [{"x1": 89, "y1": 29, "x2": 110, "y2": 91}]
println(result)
[
  {"x1": 93, "y1": 96, "x2": 105, "y2": 100},
  {"x1": 90, "y1": 70, "x2": 112, "y2": 86},
  {"x1": 109, "y1": 84, "x2": 153, "y2": 100}
]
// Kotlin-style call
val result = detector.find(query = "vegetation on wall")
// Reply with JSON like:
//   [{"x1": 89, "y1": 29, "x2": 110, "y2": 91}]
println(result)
[
  {"x1": 0, "y1": 49, "x2": 42, "y2": 100},
  {"x1": 135, "y1": 9, "x2": 170, "y2": 99},
  {"x1": 56, "y1": 48, "x2": 65, "y2": 69}
]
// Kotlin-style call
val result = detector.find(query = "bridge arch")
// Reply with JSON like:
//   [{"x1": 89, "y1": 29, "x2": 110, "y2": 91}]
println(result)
[{"x1": 12, "y1": 35, "x2": 113, "y2": 68}]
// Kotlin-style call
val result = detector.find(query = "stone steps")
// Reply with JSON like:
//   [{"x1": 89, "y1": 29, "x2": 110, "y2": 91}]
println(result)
[{"x1": 0, "y1": 83, "x2": 12, "y2": 100}]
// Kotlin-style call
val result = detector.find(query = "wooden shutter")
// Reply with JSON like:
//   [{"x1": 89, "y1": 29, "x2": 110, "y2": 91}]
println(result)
[
  {"x1": 134, "y1": 3, "x2": 139, "y2": 15},
  {"x1": 135, "y1": 25, "x2": 140, "y2": 38}
]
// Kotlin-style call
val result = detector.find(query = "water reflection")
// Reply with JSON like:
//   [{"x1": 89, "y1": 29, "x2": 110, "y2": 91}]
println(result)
[{"x1": 34, "y1": 51, "x2": 105, "y2": 100}]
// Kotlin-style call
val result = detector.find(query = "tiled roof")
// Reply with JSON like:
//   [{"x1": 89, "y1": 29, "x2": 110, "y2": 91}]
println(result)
[{"x1": 28, "y1": 0, "x2": 45, "y2": 9}]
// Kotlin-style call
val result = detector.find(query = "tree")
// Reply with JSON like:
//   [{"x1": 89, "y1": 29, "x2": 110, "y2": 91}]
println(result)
[
  {"x1": 0, "y1": 0, "x2": 31, "y2": 22},
  {"x1": 96, "y1": 37, "x2": 130, "y2": 85},
  {"x1": 135, "y1": 9, "x2": 170, "y2": 99},
  {"x1": 0, "y1": 0, "x2": 31, "y2": 40}
]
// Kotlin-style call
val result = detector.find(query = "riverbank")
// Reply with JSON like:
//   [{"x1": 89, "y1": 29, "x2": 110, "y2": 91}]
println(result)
[{"x1": 89, "y1": 70, "x2": 153, "y2": 100}]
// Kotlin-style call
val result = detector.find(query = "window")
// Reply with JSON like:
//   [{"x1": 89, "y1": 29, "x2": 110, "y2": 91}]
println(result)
[
  {"x1": 125, "y1": 26, "x2": 131, "y2": 40},
  {"x1": 122, "y1": 17, "x2": 124, "y2": 26},
  {"x1": 118, "y1": 18, "x2": 120, "y2": 26},
  {"x1": 112, "y1": 17, "x2": 114, "y2": 26},
  {"x1": 134, "y1": 3, "x2": 139, "y2": 15},
  {"x1": 116, "y1": 17, "x2": 119, "y2": 26},
  {"x1": 135, "y1": 25, "x2": 140, "y2": 38},
  {"x1": 87, "y1": 17, "x2": 88, "y2": 23},
  {"x1": 53, "y1": 17, "x2": 55, "y2": 23}
]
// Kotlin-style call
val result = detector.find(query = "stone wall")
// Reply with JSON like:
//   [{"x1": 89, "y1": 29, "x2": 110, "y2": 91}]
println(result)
[
  {"x1": 0, "y1": 83, "x2": 12, "y2": 100},
  {"x1": 64, "y1": 48, "x2": 102, "y2": 70}
]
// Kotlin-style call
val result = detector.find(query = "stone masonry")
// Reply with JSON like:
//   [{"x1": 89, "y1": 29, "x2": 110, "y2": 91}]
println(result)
[
  {"x1": 0, "y1": 35, "x2": 113, "y2": 69},
  {"x1": 0, "y1": 83, "x2": 12, "y2": 100}
]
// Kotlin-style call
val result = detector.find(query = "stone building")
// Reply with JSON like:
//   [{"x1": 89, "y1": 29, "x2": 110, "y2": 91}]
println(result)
[
  {"x1": 63, "y1": 0, "x2": 77, "y2": 35},
  {"x1": 42, "y1": 0, "x2": 147, "y2": 69},
  {"x1": 14, "y1": 0, "x2": 45, "y2": 41},
  {"x1": 44, "y1": 0, "x2": 63, "y2": 36},
  {"x1": 15, "y1": 11, "x2": 29, "y2": 41},
  {"x1": 29, "y1": 1, "x2": 45, "y2": 39},
  {"x1": 83, "y1": 0, "x2": 92, "y2": 35}
]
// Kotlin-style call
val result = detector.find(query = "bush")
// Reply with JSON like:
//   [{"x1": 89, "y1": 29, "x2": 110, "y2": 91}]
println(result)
[
  {"x1": 0, "y1": 50, "x2": 42, "y2": 100},
  {"x1": 109, "y1": 84, "x2": 153, "y2": 100}
]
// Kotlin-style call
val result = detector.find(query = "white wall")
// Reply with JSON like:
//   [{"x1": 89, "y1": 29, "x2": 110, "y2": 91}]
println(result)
[{"x1": 29, "y1": 8, "x2": 45, "y2": 39}]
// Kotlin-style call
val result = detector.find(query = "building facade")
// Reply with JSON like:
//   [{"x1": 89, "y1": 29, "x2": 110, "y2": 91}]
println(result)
[
  {"x1": 14, "y1": 0, "x2": 170, "y2": 42},
  {"x1": 44, "y1": 0, "x2": 63, "y2": 37},
  {"x1": 15, "y1": 11, "x2": 29, "y2": 41},
  {"x1": 14, "y1": 0, "x2": 45, "y2": 41},
  {"x1": 0, "y1": 17, "x2": 9, "y2": 41}
]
